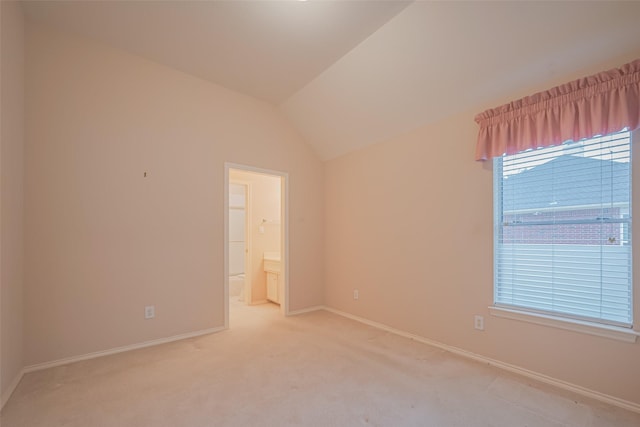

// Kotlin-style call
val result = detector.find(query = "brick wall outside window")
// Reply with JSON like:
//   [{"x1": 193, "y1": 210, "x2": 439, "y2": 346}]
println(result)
[{"x1": 502, "y1": 207, "x2": 626, "y2": 245}]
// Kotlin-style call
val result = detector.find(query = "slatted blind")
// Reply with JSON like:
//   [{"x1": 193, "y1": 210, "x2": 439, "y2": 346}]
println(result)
[{"x1": 494, "y1": 130, "x2": 633, "y2": 327}]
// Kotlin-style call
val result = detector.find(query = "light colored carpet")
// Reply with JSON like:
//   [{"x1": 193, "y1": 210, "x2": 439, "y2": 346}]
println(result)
[{"x1": 2, "y1": 300, "x2": 639, "y2": 427}]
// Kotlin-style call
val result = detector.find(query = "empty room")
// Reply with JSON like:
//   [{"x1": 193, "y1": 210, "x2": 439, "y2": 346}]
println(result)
[{"x1": 2, "y1": 1, "x2": 640, "y2": 426}]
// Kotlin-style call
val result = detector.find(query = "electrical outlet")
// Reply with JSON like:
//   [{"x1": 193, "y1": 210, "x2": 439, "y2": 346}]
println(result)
[
  {"x1": 474, "y1": 315, "x2": 484, "y2": 331},
  {"x1": 145, "y1": 305, "x2": 155, "y2": 319},
  {"x1": 353, "y1": 289, "x2": 359, "y2": 300}
]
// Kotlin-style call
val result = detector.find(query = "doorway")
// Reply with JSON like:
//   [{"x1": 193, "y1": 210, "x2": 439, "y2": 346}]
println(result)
[{"x1": 224, "y1": 163, "x2": 288, "y2": 328}]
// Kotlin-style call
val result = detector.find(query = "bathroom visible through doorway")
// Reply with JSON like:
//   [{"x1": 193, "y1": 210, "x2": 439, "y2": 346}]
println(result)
[{"x1": 224, "y1": 163, "x2": 288, "y2": 328}]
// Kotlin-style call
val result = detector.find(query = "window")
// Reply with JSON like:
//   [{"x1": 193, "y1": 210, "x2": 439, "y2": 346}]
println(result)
[{"x1": 494, "y1": 130, "x2": 632, "y2": 328}]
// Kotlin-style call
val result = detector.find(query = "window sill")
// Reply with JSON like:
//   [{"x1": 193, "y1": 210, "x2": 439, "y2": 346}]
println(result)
[{"x1": 488, "y1": 306, "x2": 639, "y2": 343}]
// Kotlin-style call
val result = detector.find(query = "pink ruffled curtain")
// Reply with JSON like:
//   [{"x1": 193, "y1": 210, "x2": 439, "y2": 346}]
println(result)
[{"x1": 474, "y1": 59, "x2": 640, "y2": 161}]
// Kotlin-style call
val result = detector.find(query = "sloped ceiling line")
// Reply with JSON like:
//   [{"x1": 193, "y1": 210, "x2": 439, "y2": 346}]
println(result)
[{"x1": 21, "y1": 1, "x2": 640, "y2": 161}]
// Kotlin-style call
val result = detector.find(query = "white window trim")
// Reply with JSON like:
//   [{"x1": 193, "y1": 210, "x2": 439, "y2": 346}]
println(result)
[
  {"x1": 489, "y1": 305, "x2": 639, "y2": 343},
  {"x1": 493, "y1": 130, "x2": 637, "y2": 338}
]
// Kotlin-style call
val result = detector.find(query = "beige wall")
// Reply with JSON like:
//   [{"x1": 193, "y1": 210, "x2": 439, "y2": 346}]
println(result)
[
  {"x1": 23, "y1": 23, "x2": 324, "y2": 366},
  {"x1": 230, "y1": 169, "x2": 281, "y2": 304},
  {"x1": 324, "y1": 59, "x2": 640, "y2": 405},
  {"x1": 1, "y1": 0, "x2": 25, "y2": 402}
]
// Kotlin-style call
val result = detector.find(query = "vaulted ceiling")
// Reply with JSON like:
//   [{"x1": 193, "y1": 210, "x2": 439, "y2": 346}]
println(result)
[{"x1": 22, "y1": 1, "x2": 640, "y2": 160}]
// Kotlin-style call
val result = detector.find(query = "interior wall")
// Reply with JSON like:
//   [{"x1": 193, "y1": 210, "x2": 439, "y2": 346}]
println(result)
[
  {"x1": 0, "y1": 0, "x2": 25, "y2": 403},
  {"x1": 24, "y1": 23, "x2": 324, "y2": 367},
  {"x1": 230, "y1": 169, "x2": 281, "y2": 304},
  {"x1": 324, "y1": 57, "x2": 640, "y2": 405}
]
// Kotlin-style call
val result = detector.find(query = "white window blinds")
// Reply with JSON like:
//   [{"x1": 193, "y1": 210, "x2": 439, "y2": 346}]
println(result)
[{"x1": 494, "y1": 130, "x2": 633, "y2": 327}]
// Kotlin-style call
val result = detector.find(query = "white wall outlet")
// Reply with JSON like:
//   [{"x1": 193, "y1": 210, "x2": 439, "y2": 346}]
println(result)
[
  {"x1": 474, "y1": 315, "x2": 484, "y2": 331},
  {"x1": 145, "y1": 305, "x2": 155, "y2": 319},
  {"x1": 353, "y1": 289, "x2": 359, "y2": 300}
]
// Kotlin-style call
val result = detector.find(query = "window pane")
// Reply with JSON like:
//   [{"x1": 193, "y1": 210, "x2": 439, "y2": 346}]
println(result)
[{"x1": 494, "y1": 130, "x2": 633, "y2": 327}]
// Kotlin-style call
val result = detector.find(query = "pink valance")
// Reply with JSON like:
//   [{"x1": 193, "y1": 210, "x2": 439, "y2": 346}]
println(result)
[{"x1": 474, "y1": 59, "x2": 640, "y2": 161}]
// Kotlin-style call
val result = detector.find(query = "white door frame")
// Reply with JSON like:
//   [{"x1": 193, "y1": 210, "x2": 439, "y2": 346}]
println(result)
[{"x1": 224, "y1": 162, "x2": 289, "y2": 328}]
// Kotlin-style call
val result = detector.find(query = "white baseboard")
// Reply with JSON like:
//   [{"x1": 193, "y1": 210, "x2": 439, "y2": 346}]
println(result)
[
  {"x1": 1, "y1": 368, "x2": 25, "y2": 410},
  {"x1": 249, "y1": 299, "x2": 269, "y2": 306},
  {"x1": 287, "y1": 305, "x2": 324, "y2": 316},
  {"x1": 23, "y1": 326, "x2": 225, "y2": 374},
  {"x1": 322, "y1": 306, "x2": 640, "y2": 414}
]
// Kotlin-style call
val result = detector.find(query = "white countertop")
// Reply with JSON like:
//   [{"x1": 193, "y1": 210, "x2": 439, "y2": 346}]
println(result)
[{"x1": 263, "y1": 252, "x2": 281, "y2": 262}]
